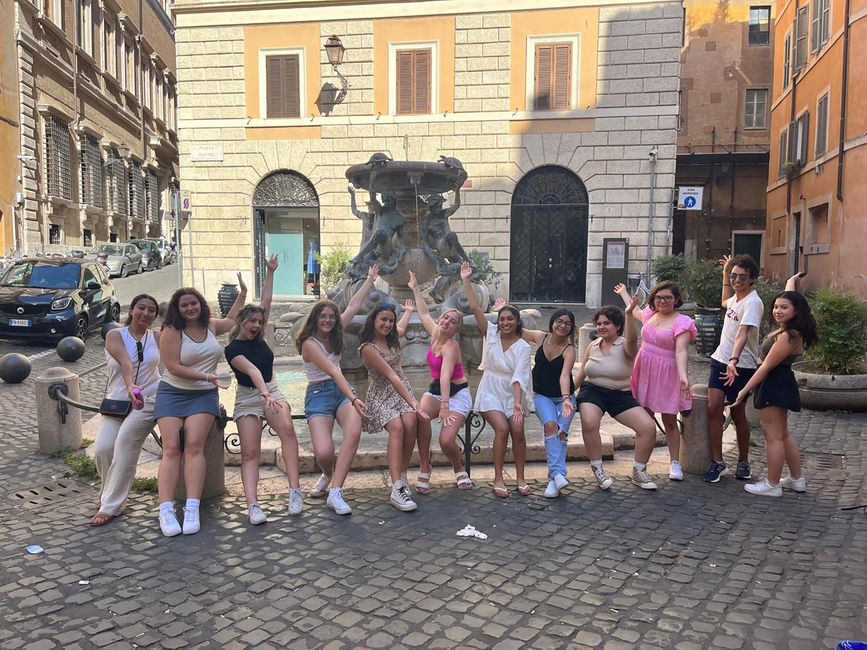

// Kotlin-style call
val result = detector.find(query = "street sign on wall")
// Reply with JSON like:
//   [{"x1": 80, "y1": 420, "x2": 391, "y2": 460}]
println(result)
[{"x1": 677, "y1": 186, "x2": 704, "y2": 210}]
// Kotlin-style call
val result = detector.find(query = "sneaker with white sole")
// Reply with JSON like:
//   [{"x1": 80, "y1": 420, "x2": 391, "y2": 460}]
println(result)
[
  {"x1": 744, "y1": 478, "x2": 782, "y2": 497},
  {"x1": 288, "y1": 488, "x2": 304, "y2": 515},
  {"x1": 781, "y1": 475, "x2": 807, "y2": 492},
  {"x1": 159, "y1": 508, "x2": 182, "y2": 537},
  {"x1": 631, "y1": 467, "x2": 658, "y2": 490},
  {"x1": 553, "y1": 474, "x2": 569, "y2": 491},
  {"x1": 544, "y1": 480, "x2": 559, "y2": 498},
  {"x1": 248, "y1": 504, "x2": 267, "y2": 525},
  {"x1": 309, "y1": 474, "x2": 330, "y2": 498},
  {"x1": 390, "y1": 484, "x2": 417, "y2": 512},
  {"x1": 326, "y1": 488, "x2": 352, "y2": 515},
  {"x1": 592, "y1": 465, "x2": 614, "y2": 490},
  {"x1": 182, "y1": 507, "x2": 200, "y2": 534},
  {"x1": 669, "y1": 461, "x2": 684, "y2": 481}
]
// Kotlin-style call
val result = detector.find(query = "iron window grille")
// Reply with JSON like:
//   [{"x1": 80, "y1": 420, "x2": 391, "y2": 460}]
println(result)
[
  {"x1": 145, "y1": 170, "x2": 159, "y2": 222},
  {"x1": 80, "y1": 134, "x2": 104, "y2": 208},
  {"x1": 49, "y1": 224, "x2": 61, "y2": 244},
  {"x1": 129, "y1": 161, "x2": 145, "y2": 219},
  {"x1": 105, "y1": 157, "x2": 128, "y2": 215},
  {"x1": 45, "y1": 115, "x2": 72, "y2": 200}
]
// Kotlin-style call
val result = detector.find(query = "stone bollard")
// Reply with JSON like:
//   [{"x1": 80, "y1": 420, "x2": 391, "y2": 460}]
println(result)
[
  {"x1": 174, "y1": 418, "x2": 226, "y2": 501},
  {"x1": 577, "y1": 322, "x2": 595, "y2": 361},
  {"x1": 680, "y1": 384, "x2": 711, "y2": 475},
  {"x1": 35, "y1": 366, "x2": 82, "y2": 454}
]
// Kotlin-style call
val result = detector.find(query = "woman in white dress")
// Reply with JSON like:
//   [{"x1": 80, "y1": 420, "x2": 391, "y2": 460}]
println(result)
[{"x1": 462, "y1": 261, "x2": 534, "y2": 497}]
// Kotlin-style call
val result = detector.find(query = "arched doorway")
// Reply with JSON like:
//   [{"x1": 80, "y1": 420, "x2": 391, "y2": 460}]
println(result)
[
  {"x1": 252, "y1": 171, "x2": 320, "y2": 298},
  {"x1": 509, "y1": 166, "x2": 589, "y2": 303}
]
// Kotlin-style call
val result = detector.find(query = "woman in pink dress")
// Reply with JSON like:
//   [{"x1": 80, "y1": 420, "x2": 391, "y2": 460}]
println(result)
[{"x1": 616, "y1": 281, "x2": 696, "y2": 481}]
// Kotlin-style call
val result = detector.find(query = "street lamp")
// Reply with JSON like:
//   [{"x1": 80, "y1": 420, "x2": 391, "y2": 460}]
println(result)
[{"x1": 324, "y1": 35, "x2": 350, "y2": 103}]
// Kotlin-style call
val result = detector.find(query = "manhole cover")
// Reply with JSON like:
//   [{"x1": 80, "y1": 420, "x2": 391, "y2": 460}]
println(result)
[{"x1": 8, "y1": 480, "x2": 89, "y2": 510}]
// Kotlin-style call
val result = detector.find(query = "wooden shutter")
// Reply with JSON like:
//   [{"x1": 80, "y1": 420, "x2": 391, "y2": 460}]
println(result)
[
  {"x1": 534, "y1": 43, "x2": 571, "y2": 111},
  {"x1": 266, "y1": 55, "x2": 300, "y2": 119},
  {"x1": 396, "y1": 49, "x2": 431, "y2": 115}
]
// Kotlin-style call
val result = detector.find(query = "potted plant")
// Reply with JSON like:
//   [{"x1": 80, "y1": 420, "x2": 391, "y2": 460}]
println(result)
[
  {"x1": 794, "y1": 289, "x2": 867, "y2": 411},
  {"x1": 652, "y1": 253, "x2": 689, "y2": 283},
  {"x1": 782, "y1": 161, "x2": 802, "y2": 181},
  {"x1": 681, "y1": 259, "x2": 724, "y2": 356}
]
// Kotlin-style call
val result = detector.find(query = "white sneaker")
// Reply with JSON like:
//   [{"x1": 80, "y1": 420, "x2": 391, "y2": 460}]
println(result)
[
  {"x1": 309, "y1": 473, "x2": 330, "y2": 498},
  {"x1": 182, "y1": 507, "x2": 200, "y2": 534},
  {"x1": 744, "y1": 478, "x2": 782, "y2": 497},
  {"x1": 390, "y1": 484, "x2": 417, "y2": 512},
  {"x1": 248, "y1": 504, "x2": 267, "y2": 525},
  {"x1": 553, "y1": 474, "x2": 569, "y2": 491},
  {"x1": 631, "y1": 467, "x2": 658, "y2": 490},
  {"x1": 781, "y1": 475, "x2": 807, "y2": 492},
  {"x1": 326, "y1": 488, "x2": 352, "y2": 515},
  {"x1": 288, "y1": 488, "x2": 304, "y2": 515},
  {"x1": 159, "y1": 508, "x2": 181, "y2": 537},
  {"x1": 592, "y1": 465, "x2": 614, "y2": 490},
  {"x1": 669, "y1": 461, "x2": 684, "y2": 481},
  {"x1": 544, "y1": 480, "x2": 559, "y2": 498}
]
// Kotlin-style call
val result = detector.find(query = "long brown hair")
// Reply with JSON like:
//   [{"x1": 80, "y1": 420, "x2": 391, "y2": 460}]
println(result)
[
  {"x1": 229, "y1": 303, "x2": 267, "y2": 344},
  {"x1": 295, "y1": 300, "x2": 344, "y2": 355},
  {"x1": 125, "y1": 294, "x2": 158, "y2": 326},
  {"x1": 162, "y1": 287, "x2": 210, "y2": 330},
  {"x1": 358, "y1": 304, "x2": 400, "y2": 350}
]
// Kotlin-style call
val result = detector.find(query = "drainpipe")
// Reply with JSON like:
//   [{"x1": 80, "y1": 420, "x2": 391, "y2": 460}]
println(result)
[
  {"x1": 646, "y1": 148, "x2": 658, "y2": 281},
  {"x1": 786, "y1": 0, "x2": 800, "y2": 218},
  {"x1": 836, "y1": 0, "x2": 851, "y2": 201}
]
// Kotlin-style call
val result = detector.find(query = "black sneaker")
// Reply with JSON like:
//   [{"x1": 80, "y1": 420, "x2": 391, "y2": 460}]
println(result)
[
  {"x1": 735, "y1": 461, "x2": 752, "y2": 480},
  {"x1": 704, "y1": 461, "x2": 728, "y2": 483}
]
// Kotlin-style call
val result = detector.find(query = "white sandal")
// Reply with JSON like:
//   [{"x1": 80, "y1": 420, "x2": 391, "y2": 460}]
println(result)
[
  {"x1": 416, "y1": 471, "x2": 431, "y2": 494},
  {"x1": 455, "y1": 471, "x2": 473, "y2": 490}
]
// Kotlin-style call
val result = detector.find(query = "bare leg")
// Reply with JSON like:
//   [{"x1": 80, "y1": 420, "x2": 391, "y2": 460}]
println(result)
[
  {"x1": 416, "y1": 395, "x2": 439, "y2": 474},
  {"x1": 510, "y1": 416, "x2": 527, "y2": 486},
  {"x1": 484, "y1": 410, "x2": 511, "y2": 490},
  {"x1": 157, "y1": 416, "x2": 184, "y2": 504},
  {"x1": 307, "y1": 417, "x2": 337, "y2": 478},
  {"x1": 661, "y1": 412, "x2": 680, "y2": 462},
  {"x1": 438, "y1": 413, "x2": 467, "y2": 473},
  {"x1": 265, "y1": 403, "x2": 300, "y2": 489},
  {"x1": 578, "y1": 403, "x2": 604, "y2": 461},
  {"x1": 729, "y1": 402, "x2": 752, "y2": 462},
  {"x1": 760, "y1": 407, "x2": 790, "y2": 484},
  {"x1": 707, "y1": 388, "x2": 726, "y2": 461},
  {"x1": 384, "y1": 417, "x2": 405, "y2": 484},
  {"x1": 332, "y1": 401, "x2": 362, "y2": 488},
  {"x1": 613, "y1": 407, "x2": 657, "y2": 465},
  {"x1": 782, "y1": 424, "x2": 802, "y2": 480},
  {"x1": 400, "y1": 412, "x2": 417, "y2": 474},
  {"x1": 179, "y1": 413, "x2": 216, "y2": 500},
  {"x1": 236, "y1": 415, "x2": 263, "y2": 506}
]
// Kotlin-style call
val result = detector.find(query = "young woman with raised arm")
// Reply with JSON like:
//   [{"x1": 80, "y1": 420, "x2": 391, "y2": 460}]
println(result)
[
  {"x1": 225, "y1": 255, "x2": 303, "y2": 524},
  {"x1": 462, "y1": 262, "x2": 534, "y2": 498},
  {"x1": 155, "y1": 277, "x2": 246, "y2": 536},
  {"x1": 358, "y1": 300, "x2": 430, "y2": 511},
  {"x1": 294, "y1": 265, "x2": 376, "y2": 515},
  {"x1": 408, "y1": 270, "x2": 474, "y2": 492}
]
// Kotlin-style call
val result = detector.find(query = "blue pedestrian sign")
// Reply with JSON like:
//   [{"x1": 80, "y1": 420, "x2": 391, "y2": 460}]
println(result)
[{"x1": 678, "y1": 186, "x2": 704, "y2": 210}]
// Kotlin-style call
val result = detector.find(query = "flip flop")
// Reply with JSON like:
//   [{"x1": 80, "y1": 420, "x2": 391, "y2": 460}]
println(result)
[
  {"x1": 89, "y1": 512, "x2": 116, "y2": 527},
  {"x1": 517, "y1": 484, "x2": 532, "y2": 496},
  {"x1": 492, "y1": 486, "x2": 510, "y2": 499}
]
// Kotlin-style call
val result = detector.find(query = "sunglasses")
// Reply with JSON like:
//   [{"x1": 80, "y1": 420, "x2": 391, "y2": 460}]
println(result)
[
  {"x1": 136, "y1": 340, "x2": 144, "y2": 363},
  {"x1": 729, "y1": 273, "x2": 751, "y2": 282}
]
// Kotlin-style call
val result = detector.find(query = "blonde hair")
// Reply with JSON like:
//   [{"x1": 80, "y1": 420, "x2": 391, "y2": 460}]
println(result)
[
  {"x1": 229, "y1": 304, "x2": 267, "y2": 343},
  {"x1": 437, "y1": 308, "x2": 464, "y2": 334}
]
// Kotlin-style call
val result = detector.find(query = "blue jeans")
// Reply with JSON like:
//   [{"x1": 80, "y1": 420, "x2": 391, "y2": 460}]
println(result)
[{"x1": 534, "y1": 395, "x2": 575, "y2": 480}]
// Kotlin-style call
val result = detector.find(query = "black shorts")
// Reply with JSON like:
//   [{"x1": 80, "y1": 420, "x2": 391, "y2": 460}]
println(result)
[
  {"x1": 708, "y1": 358, "x2": 757, "y2": 405},
  {"x1": 575, "y1": 383, "x2": 641, "y2": 417}
]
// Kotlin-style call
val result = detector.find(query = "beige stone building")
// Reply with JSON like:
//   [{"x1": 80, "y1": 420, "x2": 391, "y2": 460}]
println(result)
[
  {"x1": 174, "y1": 0, "x2": 683, "y2": 307},
  {"x1": 10, "y1": 0, "x2": 179, "y2": 255}
]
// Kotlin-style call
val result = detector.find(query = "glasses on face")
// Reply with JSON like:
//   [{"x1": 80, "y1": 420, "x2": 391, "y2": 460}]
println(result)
[
  {"x1": 553, "y1": 319, "x2": 572, "y2": 327},
  {"x1": 655, "y1": 295, "x2": 675, "y2": 303},
  {"x1": 318, "y1": 313, "x2": 337, "y2": 322},
  {"x1": 729, "y1": 273, "x2": 750, "y2": 282}
]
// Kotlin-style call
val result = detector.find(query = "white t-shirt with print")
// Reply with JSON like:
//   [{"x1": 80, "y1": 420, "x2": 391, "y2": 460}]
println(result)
[{"x1": 711, "y1": 290, "x2": 764, "y2": 368}]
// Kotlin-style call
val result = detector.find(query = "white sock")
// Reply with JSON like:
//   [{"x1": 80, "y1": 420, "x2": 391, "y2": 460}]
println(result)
[
  {"x1": 159, "y1": 501, "x2": 174, "y2": 514},
  {"x1": 634, "y1": 462, "x2": 647, "y2": 472},
  {"x1": 185, "y1": 498, "x2": 200, "y2": 511},
  {"x1": 590, "y1": 459, "x2": 603, "y2": 470}
]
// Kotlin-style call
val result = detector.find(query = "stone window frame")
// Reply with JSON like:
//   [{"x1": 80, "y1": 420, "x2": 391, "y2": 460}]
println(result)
[
  {"x1": 258, "y1": 47, "x2": 307, "y2": 121},
  {"x1": 79, "y1": 129, "x2": 104, "y2": 209},
  {"x1": 743, "y1": 87, "x2": 768, "y2": 129},
  {"x1": 782, "y1": 29, "x2": 791, "y2": 90},
  {"x1": 524, "y1": 34, "x2": 580, "y2": 113},
  {"x1": 814, "y1": 89, "x2": 830, "y2": 158},
  {"x1": 810, "y1": 0, "x2": 831, "y2": 53},
  {"x1": 805, "y1": 193, "x2": 833, "y2": 252},
  {"x1": 42, "y1": 0, "x2": 64, "y2": 29},
  {"x1": 42, "y1": 111, "x2": 73, "y2": 202},
  {"x1": 388, "y1": 40, "x2": 439, "y2": 117},
  {"x1": 748, "y1": 6, "x2": 771, "y2": 46},
  {"x1": 78, "y1": 0, "x2": 96, "y2": 58}
]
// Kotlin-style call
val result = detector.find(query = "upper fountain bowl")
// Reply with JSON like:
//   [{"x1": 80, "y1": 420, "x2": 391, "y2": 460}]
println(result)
[{"x1": 346, "y1": 158, "x2": 467, "y2": 195}]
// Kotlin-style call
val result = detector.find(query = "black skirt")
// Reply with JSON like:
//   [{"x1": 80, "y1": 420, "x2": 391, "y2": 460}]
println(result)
[{"x1": 753, "y1": 364, "x2": 801, "y2": 412}]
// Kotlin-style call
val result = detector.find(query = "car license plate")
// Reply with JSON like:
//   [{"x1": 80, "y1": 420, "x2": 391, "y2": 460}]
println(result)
[{"x1": 9, "y1": 319, "x2": 31, "y2": 327}]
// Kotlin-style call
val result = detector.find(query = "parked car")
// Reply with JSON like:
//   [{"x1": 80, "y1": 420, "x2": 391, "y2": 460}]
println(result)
[
  {"x1": 0, "y1": 258, "x2": 120, "y2": 341},
  {"x1": 86, "y1": 243, "x2": 143, "y2": 277},
  {"x1": 147, "y1": 238, "x2": 174, "y2": 265},
  {"x1": 130, "y1": 239, "x2": 162, "y2": 271}
]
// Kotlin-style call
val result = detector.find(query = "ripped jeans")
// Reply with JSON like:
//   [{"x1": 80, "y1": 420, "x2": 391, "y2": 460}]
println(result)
[{"x1": 534, "y1": 394, "x2": 576, "y2": 480}]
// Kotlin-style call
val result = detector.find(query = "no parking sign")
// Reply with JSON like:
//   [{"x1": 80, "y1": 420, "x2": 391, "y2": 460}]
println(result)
[{"x1": 678, "y1": 186, "x2": 704, "y2": 210}]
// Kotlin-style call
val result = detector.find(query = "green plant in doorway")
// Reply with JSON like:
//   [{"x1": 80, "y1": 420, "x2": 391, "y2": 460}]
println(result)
[{"x1": 314, "y1": 245, "x2": 353, "y2": 292}]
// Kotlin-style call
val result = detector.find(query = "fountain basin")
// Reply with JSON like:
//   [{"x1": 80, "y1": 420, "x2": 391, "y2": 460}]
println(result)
[{"x1": 346, "y1": 160, "x2": 467, "y2": 195}]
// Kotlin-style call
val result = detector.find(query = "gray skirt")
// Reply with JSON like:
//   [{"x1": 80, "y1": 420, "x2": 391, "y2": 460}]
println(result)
[{"x1": 153, "y1": 381, "x2": 220, "y2": 420}]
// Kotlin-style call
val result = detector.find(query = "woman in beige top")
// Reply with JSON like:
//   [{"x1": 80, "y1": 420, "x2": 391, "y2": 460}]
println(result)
[{"x1": 574, "y1": 286, "x2": 658, "y2": 491}]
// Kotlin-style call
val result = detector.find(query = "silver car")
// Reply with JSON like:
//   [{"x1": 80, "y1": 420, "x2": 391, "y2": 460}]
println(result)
[{"x1": 86, "y1": 243, "x2": 144, "y2": 278}]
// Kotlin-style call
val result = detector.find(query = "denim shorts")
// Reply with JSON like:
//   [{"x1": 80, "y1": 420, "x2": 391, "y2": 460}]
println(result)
[
  {"x1": 304, "y1": 379, "x2": 350, "y2": 420},
  {"x1": 533, "y1": 394, "x2": 577, "y2": 436}
]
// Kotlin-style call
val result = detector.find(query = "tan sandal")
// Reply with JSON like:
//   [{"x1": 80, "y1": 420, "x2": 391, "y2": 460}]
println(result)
[{"x1": 89, "y1": 512, "x2": 117, "y2": 527}]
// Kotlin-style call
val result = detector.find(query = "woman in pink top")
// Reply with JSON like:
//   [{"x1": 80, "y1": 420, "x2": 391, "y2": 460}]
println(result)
[
  {"x1": 616, "y1": 280, "x2": 696, "y2": 481},
  {"x1": 409, "y1": 271, "x2": 474, "y2": 492}
]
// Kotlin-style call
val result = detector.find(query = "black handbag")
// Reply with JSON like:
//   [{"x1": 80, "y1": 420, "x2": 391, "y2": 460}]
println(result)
[{"x1": 99, "y1": 332, "x2": 144, "y2": 418}]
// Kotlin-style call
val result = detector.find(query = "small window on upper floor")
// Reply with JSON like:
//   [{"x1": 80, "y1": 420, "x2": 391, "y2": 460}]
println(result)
[
  {"x1": 526, "y1": 36, "x2": 579, "y2": 112},
  {"x1": 42, "y1": 0, "x2": 64, "y2": 29},
  {"x1": 782, "y1": 31, "x2": 791, "y2": 90},
  {"x1": 396, "y1": 49, "x2": 431, "y2": 115},
  {"x1": 260, "y1": 49, "x2": 305, "y2": 119},
  {"x1": 811, "y1": 0, "x2": 831, "y2": 51},
  {"x1": 749, "y1": 6, "x2": 771, "y2": 45},
  {"x1": 815, "y1": 93, "x2": 829, "y2": 157},
  {"x1": 744, "y1": 88, "x2": 768, "y2": 129}
]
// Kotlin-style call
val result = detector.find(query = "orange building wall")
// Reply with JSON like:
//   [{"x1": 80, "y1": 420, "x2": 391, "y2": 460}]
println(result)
[{"x1": 0, "y1": 0, "x2": 19, "y2": 254}]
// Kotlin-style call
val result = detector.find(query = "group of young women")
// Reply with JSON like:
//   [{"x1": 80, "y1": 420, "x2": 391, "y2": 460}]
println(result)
[{"x1": 89, "y1": 257, "x2": 817, "y2": 536}]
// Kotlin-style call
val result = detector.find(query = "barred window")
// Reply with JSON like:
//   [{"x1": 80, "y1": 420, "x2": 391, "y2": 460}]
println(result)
[
  {"x1": 80, "y1": 134, "x2": 103, "y2": 208},
  {"x1": 45, "y1": 115, "x2": 72, "y2": 200},
  {"x1": 129, "y1": 160, "x2": 145, "y2": 218},
  {"x1": 105, "y1": 157, "x2": 128, "y2": 215},
  {"x1": 49, "y1": 224, "x2": 62, "y2": 244},
  {"x1": 145, "y1": 170, "x2": 159, "y2": 222},
  {"x1": 83, "y1": 229, "x2": 93, "y2": 247}
]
